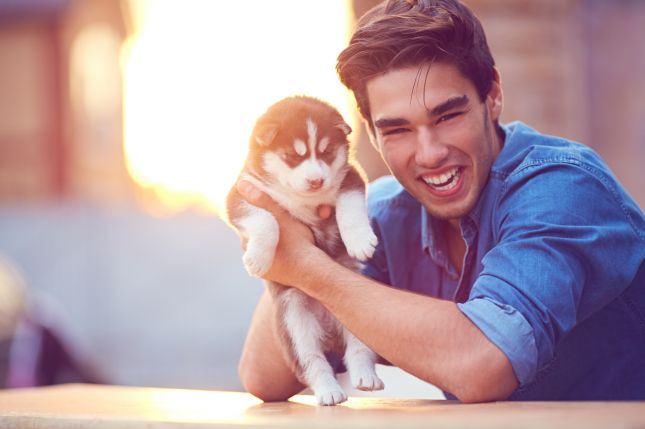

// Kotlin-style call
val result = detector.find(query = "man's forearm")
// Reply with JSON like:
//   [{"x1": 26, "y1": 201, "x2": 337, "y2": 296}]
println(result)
[
  {"x1": 238, "y1": 290, "x2": 304, "y2": 401},
  {"x1": 233, "y1": 175, "x2": 518, "y2": 402},
  {"x1": 295, "y1": 248, "x2": 518, "y2": 402}
]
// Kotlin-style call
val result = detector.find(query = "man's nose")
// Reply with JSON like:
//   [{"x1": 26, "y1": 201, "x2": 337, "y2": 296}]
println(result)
[{"x1": 414, "y1": 127, "x2": 449, "y2": 167}]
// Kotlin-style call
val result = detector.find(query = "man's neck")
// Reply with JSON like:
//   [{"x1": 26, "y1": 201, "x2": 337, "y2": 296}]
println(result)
[{"x1": 446, "y1": 219, "x2": 466, "y2": 274}]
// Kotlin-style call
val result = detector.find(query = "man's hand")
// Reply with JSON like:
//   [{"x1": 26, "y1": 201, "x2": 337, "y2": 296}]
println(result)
[{"x1": 236, "y1": 180, "x2": 331, "y2": 286}]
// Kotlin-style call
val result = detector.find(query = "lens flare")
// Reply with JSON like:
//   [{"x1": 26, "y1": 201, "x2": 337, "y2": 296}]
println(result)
[{"x1": 122, "y1": 0, "x2": 354, "y2": 216}]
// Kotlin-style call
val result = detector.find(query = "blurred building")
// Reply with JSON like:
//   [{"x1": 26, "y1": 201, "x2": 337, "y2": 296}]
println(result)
[
  {"x1": 0, "y1": 0, "x2": 133, "y2": 204},
  {"x1": 1, "y1": 0, "x2": 644, "y2": 209}
]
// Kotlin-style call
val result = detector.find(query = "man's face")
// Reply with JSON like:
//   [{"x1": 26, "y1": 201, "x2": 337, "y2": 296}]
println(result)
[{"x1": 366, "y1": 62, "x2": 503, "y2": 222}]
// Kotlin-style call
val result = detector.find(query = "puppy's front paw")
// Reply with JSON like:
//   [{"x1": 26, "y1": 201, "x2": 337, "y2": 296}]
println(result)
[
  {"x1": 343, "y1": 228, "x2": 378, "y2": 261},
  {"x1": 351, "y1": 370, "x2": 385, "y2": 391},
  {"x1": 242, "y1": 245, "x2": 274, "y2": 277}
]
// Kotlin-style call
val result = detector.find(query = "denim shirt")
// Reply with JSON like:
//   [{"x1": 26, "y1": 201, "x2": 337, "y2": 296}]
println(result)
[{"x1": 363, "y1": 121, "x2": 645, "y2": 400}]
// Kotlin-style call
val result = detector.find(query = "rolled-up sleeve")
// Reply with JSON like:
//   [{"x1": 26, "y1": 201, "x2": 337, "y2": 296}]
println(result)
[
  {"x1": 458, "y1": 158, "x2": 645, "y2": 387},
  {"x1": 458, "y1": 297, "x2": 538, "y2": 386}
]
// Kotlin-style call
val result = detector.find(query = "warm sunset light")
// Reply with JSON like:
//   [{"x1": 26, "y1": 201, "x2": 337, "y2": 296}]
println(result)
[
  {"x1": 122, "y1": 1, "x2": 354, "y2": 216},
  {"x1": 148, "y1": 388, "x2": 262, "y2": 422}
]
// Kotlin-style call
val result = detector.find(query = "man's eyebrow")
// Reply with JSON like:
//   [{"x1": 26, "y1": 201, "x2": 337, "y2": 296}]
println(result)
[
  {"x1": 373, "y1": 117, "x2": 411, "y2": 129},
  {"x1": 372, "y1": 95, "x2": 470, "y2": 129},
  {"x1": 428, "y1": 95, "x2": 469, "y2": 117}
]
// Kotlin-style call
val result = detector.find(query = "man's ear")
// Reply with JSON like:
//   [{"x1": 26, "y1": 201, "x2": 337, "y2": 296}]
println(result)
[
  {"x1": 254, "y1": 121, "x2": 279, "y2": 146},
  {"x1": 488, "y1": 67, "x2": 504, "y2": 121}
]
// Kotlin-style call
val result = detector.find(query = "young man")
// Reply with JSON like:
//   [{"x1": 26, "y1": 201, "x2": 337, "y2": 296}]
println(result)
[{"x1": 237, "y1": 0, "x2": 645, "y2": 402}]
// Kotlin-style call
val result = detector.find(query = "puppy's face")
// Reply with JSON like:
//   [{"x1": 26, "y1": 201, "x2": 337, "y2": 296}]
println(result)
[{"x1": 251, "y1": 99, "x2": 351, "y2": 197}]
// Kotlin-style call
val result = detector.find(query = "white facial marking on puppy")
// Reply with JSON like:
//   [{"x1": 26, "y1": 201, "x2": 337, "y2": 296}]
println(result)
[
  {"x1": 319, "y1": 137, "x2": 330, "y2": 153},
  {"x1": 294, "y1": 139, "x2": 307, "y2": 156},
  {"x1": 303, "y1": 158, "x2": 326, "y2": 176},
  {"x1": 263, "y1": 152, "x2": 291, "y2": 181},
  {"x1": 306, "y1": 118, "x2": 318, "y2": 157},
  {"x1": 262, "y1": 151, "x2": 329, "y2": 205}
]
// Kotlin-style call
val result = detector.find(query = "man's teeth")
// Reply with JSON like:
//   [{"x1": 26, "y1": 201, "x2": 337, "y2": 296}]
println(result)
[{"x1": 422, "y1": 167, "x2": 461, "y2": 190}]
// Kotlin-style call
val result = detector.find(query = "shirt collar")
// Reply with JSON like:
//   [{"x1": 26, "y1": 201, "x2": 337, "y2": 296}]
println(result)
[
  {"x1": 420, "y1": 192, "x2": 484, "y2": 253},
  {"x1": 421, "y1": 208, "x2": 459, "y2": 278},
  {"x1": 420, "y1": 208, "x2": 446, "y2": 260},
  {"x1": 466, "y1": 194, "x2": 485, "y2": 227}
]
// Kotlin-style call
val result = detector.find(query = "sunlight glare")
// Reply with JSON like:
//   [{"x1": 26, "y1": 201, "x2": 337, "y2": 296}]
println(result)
[
  {"x1": 122, "y1": 1, "x2": 354, "y2": 216},
  {"x1": 148, "y1": 389, "x2": 261, "y2": 422}
]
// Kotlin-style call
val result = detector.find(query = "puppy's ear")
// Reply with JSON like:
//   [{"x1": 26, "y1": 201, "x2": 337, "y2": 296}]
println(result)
[
  {"x1": 254, "y1": 121, "x2": 279, "y2": 146},
  {"x1": 336, "y1": 121, "x2": 352, "y2": 136}
]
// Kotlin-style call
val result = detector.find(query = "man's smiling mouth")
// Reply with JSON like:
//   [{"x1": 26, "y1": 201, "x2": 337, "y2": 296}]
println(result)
[{"x1": 421, "y1": 167, "x2": 463, "y2": 193}]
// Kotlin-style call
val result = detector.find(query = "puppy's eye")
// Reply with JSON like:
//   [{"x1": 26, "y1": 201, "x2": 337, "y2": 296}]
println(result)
[
  {"x1": 282, "y1": 151, "x2": 302, "y2": 162},
  {"x1": 319, "y1": 145, "x2": 336, "y2": 161},
  {"x1": 318, "y1": 138, "x2": 331, "y2": 154}
]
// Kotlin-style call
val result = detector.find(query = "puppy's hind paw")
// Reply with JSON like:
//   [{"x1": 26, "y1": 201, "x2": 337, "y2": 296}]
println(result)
[{"x1": 315, "y1": 388, "x2": 348, "y2": 406}]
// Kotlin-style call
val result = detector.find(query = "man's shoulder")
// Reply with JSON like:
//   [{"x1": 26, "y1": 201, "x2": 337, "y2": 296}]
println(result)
[
  {"x1": 495, "y1": 121, "x2": 610, "y2": 180},
  {"x1": 366, "y1": 176, "x2": 419, "y2": 217},
  {"x1": 492, "y1": 122, "x2": 645, "y2": 239}
]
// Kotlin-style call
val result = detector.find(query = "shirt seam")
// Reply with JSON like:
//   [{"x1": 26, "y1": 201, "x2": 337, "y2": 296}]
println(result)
[
  {"x1": 501, "y1": 156, "x2": 645, "y2": 242},
  {"x1": 620, "y1": 289, "x2": 645, "y2": 335}
]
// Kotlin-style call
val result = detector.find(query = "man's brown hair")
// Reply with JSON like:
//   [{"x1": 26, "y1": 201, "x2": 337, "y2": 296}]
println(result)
[{"x1": 337, "y1": 0, "x2": 495, "y2": 128}]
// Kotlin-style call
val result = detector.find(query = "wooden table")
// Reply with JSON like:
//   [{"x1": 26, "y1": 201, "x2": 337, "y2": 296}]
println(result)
[{"x1": 0, "y1": 384, "x2": 643, "y2": 429}]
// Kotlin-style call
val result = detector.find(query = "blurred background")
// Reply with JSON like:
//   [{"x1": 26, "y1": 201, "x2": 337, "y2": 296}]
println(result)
[{"x1": 0, "y1": 0, "x2": 643, "y2": 398}]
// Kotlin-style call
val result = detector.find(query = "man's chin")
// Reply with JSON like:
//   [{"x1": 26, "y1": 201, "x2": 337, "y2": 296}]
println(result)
[{"x1": 420, "y1": 197, "x2": 475, "y2": 222}]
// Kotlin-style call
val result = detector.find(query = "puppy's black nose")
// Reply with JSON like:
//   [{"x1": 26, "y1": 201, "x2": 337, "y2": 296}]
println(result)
[{"x1": 307, "y1": 178, "x2": 324, "y2": 190}]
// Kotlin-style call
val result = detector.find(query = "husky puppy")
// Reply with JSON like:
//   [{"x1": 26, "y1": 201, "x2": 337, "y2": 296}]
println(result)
[{"x1": 226, "y1": 96, "x2": 384, "y2": 405}]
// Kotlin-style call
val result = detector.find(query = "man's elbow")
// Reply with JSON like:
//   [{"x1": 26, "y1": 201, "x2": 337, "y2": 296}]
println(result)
[
  {"x1": 241, "y1": 378, "x2": 290, "y2": 402},
  {"x1": 450, "y1": 351, "x2": 519, "y2": 403},
  {"x1": 238, "y1": 361, "x2": 300, "y2": 403},
  {"x1": 453, "y1": 380, "x2": 516, "y2": 404}
]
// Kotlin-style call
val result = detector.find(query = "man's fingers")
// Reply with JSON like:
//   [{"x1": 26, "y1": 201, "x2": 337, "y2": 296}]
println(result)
[
  {"x1": 236, "y1": 180, "x2": 263, "y2": 203},
  {"x1": 237, "y1": 180, "x2": 283, "y2": 215}
]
